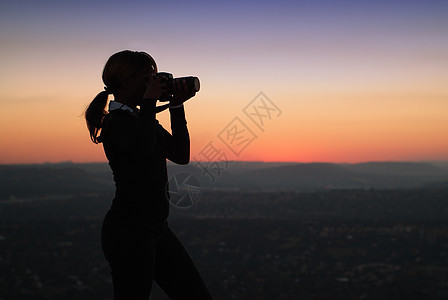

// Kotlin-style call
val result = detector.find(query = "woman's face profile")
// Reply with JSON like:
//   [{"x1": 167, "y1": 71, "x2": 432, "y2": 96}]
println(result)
[{"x1": 129, "y1": 64, "x2": 155, "y2": 102}]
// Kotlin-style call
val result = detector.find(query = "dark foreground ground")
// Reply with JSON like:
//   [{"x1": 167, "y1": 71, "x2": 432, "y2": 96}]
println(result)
[{"x1": 1, "y1": 188, "x2": 447, "y2": 299}]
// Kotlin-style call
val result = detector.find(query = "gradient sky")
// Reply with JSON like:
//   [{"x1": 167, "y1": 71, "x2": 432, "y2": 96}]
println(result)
[{"x1": 1, "y1": 0, "x2": 447, "y2": 164}]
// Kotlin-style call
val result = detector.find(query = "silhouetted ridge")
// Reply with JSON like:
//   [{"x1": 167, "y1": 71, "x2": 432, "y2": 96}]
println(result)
[
  {"x1": 0, "y1": 164, "x2": 113, "y2": 200},
  {"x1": 1, "y1": 161, "x2": 448, "y2": 199},
  {"x1": 250, "y1": 163, "x2": 351, "y2": 176},
  {"x1": 228, "y1": 163, "x2": 359, "y2": 190},
  {"x1": 193, "y1": 161, "x2": 448, "y2": 191},
  {"x1": 346, "y1": 161, "x2": 448, "y2": 176}
]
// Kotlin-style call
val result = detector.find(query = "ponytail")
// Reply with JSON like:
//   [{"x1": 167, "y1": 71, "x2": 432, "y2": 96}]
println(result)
[
  {"x1": 85, "y1": 50, "x2": 157, "y2": 144},
  {"x1": 85, "y1": 91, "x2": 109, "y2": 144}
]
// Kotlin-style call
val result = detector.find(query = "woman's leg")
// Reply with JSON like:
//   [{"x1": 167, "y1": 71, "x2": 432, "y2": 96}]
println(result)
[
  {"x1": 153, "y1": 227, "x2": 212, "y2": 299},
  {"x1": 101, "y1": 221, "x2": 156, "y2": 300}
]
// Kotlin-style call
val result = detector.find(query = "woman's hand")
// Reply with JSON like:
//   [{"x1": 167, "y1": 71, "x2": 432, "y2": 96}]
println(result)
[
  {"x1": 143, "y1": 75, "x2": 166, "y2": 101},
  {"x1": 170, "y1": 78, "x2": 196, "y2": 107}
]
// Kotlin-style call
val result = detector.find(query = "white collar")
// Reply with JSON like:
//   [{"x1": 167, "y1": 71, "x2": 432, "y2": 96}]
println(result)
[{"x1": 109, "y1": 100, "x2": 135, "y2": 113}]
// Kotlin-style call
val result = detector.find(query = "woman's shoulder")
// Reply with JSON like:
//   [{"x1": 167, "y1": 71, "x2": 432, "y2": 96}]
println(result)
[
  {"x1": 101, "y1": 110, "x2": 136, "y2": 137},
  {"x1": 105, "y1": 109, "x2": 136, "y2": 125}
]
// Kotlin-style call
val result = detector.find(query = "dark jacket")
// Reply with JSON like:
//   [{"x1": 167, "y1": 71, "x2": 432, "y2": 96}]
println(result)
[{"x1": 100, "y1": 101, "x2": 189, "y2": 227}]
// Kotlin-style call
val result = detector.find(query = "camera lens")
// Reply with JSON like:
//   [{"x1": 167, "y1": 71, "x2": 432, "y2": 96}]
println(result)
[{"x1": 192, "y1": 77, "x2": 200, "y2": 92}]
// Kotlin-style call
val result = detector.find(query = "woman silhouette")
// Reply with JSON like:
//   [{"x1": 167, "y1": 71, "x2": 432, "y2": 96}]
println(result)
[{"x1": 85, "y1": 50, "x2": 212, "y2": 299}]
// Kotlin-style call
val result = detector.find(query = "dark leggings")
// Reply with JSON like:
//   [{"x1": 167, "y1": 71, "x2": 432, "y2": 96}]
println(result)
[{"x1": 101, "y1": 218, "x2": 212, "y2": 299}]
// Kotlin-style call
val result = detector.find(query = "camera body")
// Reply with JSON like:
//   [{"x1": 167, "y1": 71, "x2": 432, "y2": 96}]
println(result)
[{"x1": 155, "y1": 72, "x2": 200, "y2": 101}]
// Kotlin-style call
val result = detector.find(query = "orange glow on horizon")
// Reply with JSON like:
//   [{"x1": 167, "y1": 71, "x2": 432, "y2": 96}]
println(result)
[{"x1": 1, "y1": 89, "x2": 447, "y2": 165}]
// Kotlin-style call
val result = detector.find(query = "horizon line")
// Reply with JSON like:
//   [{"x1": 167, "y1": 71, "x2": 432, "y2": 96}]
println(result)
[{"x1": 1, "y1": 159, "x2": 448, "y2": 167}]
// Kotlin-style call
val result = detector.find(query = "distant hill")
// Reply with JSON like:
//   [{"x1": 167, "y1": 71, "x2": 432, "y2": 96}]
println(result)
[
  {"x1": 0, "y1": 161, "x2": 448, "y2": 200},
  {"x1": 344, "y1": 161, "x2": 448, "y2": 176},
  {"x1": 0, "y1": 163, "x2": 113, "y2": 200},
  {"x1": 191, "y1": 161, "x2": 448, "y2": 191}
]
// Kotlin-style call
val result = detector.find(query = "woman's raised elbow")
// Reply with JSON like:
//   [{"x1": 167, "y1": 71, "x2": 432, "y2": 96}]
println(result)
[
  {"x1": 170, "y1": 153, "x2": 189, "y2": 165},
  {"x1": 177, "y1": 156, "x2": 190, "y2": 165}
]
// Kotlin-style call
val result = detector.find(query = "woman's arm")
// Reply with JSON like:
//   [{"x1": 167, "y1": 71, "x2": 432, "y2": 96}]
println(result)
[
  {"x1": 162, "y1": 105, "x2": 190, "y2": 164},
  {"x1": 161, "y1": 78, "x2": 196, "y2": 164}
]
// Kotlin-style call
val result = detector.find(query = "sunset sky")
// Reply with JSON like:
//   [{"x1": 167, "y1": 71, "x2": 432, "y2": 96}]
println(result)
[{"x1": 1, "y1": 0, "x2": 447, "y2": 164}]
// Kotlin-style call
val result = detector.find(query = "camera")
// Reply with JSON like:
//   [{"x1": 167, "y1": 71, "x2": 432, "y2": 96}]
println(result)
[{"x1": 156, "y1": 72, "x2": 200, "y2": 101}]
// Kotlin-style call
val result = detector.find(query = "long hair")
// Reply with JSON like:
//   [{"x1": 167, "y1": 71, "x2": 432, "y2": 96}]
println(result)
[{"x1": 84, "y1": 50, "x2": 157, "y2": 143}]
